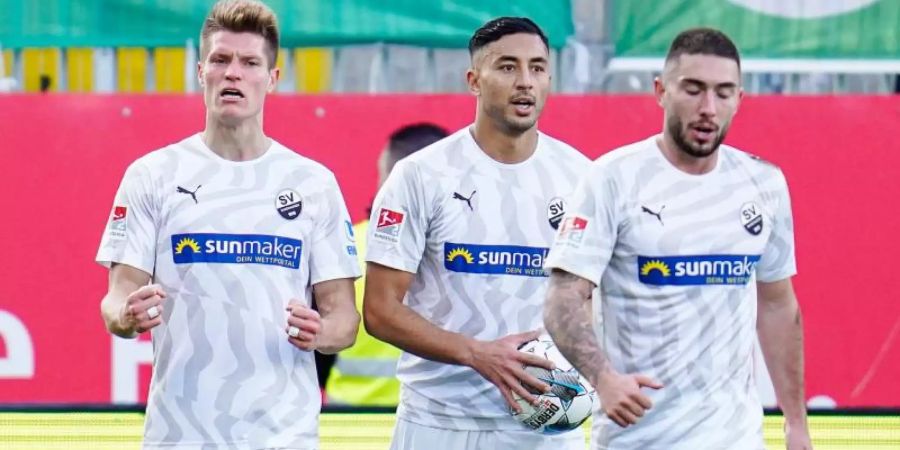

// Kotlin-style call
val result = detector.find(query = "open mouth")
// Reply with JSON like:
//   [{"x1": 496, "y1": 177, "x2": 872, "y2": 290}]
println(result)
[
  {"x1": 511, "y1": 97, "x2": 536, "y2": 115},
  {"x1": 219, "y1": 88, "x2": 245, "y2": 100},
  {"x1": 690, "y1": 122, "x2": 718, "y2": 141}
]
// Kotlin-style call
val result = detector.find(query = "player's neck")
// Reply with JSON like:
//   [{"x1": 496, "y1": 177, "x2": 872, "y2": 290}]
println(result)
[
  {"x1": 202, "y1": 115, "x2": 270, "y2": 162},
  {"x1": 656, "y1": 134, "x2": 718, "y2": 175},
  {"x1": 469, "y1": 121, "x2": 538, "y2": 164}
]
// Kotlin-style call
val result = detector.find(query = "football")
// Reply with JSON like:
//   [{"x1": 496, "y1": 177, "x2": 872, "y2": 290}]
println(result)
[{"x1": 512, "y1": 334, "x2": 596, "y2": 434}]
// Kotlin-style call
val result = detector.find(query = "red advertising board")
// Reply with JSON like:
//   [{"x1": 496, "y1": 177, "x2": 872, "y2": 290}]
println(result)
[{"x1": 0, "y1": 94, "x2": 897, "y2": 406}]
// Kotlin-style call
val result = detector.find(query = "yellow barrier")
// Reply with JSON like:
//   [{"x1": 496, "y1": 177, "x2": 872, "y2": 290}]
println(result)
[
  {"x1": 117, "y1": 48, "x2": 148, "y2": 93},
  {"x1": 66, "y1": 48, "x2": 93, "y2": 92},
  {"x1": 153, "y1": 47, "x2": 186, "y2": 93},
  {"x1": 2, "y1": 49, "x2": 13, "y2": 78},
  {"x1": 294, "y1": 47, "x2": 332, "y2": 93},
  {"x1": 22, "y1": 48, "x2": 60, "y2": 92},
  {"x1": 0, "y1": 413, "x2": 897, "y2": 449}
]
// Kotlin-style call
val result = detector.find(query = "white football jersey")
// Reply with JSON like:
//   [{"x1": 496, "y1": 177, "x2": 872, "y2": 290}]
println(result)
[
  {"x1": 544, "y1": 136, "x2": 796, "y2": 450},
  {"x1": 366, "y1": 127, "x2": 590, "y2": 431},
  {"x1": 96, "y1": 134, "x2": 360, "y2": 450}
]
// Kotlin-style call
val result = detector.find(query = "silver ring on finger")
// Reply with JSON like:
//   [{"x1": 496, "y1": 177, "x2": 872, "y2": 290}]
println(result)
[
  {"x1": 146, "y1": 306, "x2": 160, "y2": 319},
  {"x1": 288, "y1": 326, "x2": 300, "y2": 338}
]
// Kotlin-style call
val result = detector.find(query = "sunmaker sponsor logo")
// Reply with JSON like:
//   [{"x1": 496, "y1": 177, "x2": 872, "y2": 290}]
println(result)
[
  {"x1": 638, "y1": 254, "x2": 761, "y2": 285},
  {"x1": 172, "y1": 233, "x2": 302, "y2": 269},
  {"x1": 444, "y1": 243, "x2": 549, "y2": 277}
]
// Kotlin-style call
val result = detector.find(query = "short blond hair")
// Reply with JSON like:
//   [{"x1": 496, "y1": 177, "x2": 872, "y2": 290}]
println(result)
[{"x1": 200, "y1": 0, "x2": 279, "y2": 68}]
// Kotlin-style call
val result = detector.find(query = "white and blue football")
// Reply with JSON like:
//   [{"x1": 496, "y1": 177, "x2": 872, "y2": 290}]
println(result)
[{"x1": 513, "y1": 334, "x2": 596, "y2": 434}]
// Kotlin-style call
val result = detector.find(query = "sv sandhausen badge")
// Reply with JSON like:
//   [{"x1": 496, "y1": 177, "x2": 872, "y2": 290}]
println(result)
[
  {"x1": 547, "y1": 197, "x2": 566, "y2": 230},
  {"x1": 276, "y1": 189, "x2": 302, "y2": 220},
  {"x1": 740, "y1": 202, "x2": 763, "y2": 235}
]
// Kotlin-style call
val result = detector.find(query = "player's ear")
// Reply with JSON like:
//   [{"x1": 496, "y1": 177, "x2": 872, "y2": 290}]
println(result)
[
  {"x1": 466, "y1": 67, "x2": 480, "y2": 96},
  {"x1": 267, "y1": 67, "x2": 280, "y2": 93},
  {"x1": 197, "y1": 62, "x2": 205, "y2": 88},
  {"x1": 734, "y1": 86, "x2": 745, "y2": 112},
  {"x1": 653, "y1": 76, "x2": 665, "y2": 107}
]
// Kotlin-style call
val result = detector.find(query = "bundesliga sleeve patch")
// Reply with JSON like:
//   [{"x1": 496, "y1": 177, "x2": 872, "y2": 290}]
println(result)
[
  {"x1": 373, "y1": 208, "x2": 405, "y2": 244},
  {"x1": 107, "y1": 206, "x2": 128, "y2": 240},
  {"x1": 557, "y1": 216, "x2": 588, "y2": 245}
]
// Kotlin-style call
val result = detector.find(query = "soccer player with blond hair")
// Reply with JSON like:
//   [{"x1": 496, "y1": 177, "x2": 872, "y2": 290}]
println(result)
[{"x1": 97, "y1": 1, "x2": 361, "y2": 448}]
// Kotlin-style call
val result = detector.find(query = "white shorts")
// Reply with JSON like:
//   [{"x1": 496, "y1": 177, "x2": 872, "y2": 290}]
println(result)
[{"x1": 390, "y1": 418, "x2": 586, "y2": 450}]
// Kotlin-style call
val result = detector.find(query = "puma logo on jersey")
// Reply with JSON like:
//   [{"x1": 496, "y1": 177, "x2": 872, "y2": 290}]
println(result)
[
  {"x1": 452, "y1": 190, "x2": 476, "y2": 211},
  {"x1": 641, "y1": 205, "x2": 664, "y2": 225},
  {"x1": 177, "y1": 185, "x2": 202, "y2": 204}
]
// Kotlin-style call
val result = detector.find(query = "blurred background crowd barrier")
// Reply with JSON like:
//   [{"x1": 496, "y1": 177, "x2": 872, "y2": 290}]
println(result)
[
  {"x1": 0, "y1": 0, "x2": 898, "y2": 94},
  {"x1": 0, "y1": 94, "x2": 897, "y2": 409}
]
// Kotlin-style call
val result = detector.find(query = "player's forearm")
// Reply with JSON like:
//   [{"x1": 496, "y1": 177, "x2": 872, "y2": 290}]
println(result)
[
  {"x1": 316, "y1": 305, "x2": 360, "y2": 354},
  {"x1": 758, "y1": 297, "x2": 807, "y2": 427},
  {"x1": 544, "y1": 270, "x2": 611, "y2": 388},
  {"x1": 364, "y1": 295, "x2": 474, "y2": 366}
]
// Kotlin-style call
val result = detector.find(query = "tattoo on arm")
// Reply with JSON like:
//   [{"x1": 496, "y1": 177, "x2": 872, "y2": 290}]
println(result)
[{"x1": 544, "y1": 270, "x2": 610, "y2": 385}]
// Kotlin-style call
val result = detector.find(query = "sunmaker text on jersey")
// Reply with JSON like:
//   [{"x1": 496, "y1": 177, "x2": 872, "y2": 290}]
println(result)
[
  {"x1": 638, "y1": 254, "x2": 762, "y2": 285},
  {"x1": 171, "y1": 233, "x2": 303, "y2": 269},
  {"x1": 444, "y1": 242, "x2": 549, "y2": 277}
]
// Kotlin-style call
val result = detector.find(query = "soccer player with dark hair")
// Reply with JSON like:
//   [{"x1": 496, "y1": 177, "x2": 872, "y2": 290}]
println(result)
[
  {"x1": 544, "y1": 28, "x2": 813, "y2": 450},
  {"x1": 363, "y1": 17, "x2": 590, "y2": 450}
]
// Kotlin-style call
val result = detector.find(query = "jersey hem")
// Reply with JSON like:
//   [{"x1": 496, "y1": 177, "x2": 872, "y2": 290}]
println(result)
[
  {"x1": 396, "y1": 406, "x2": 528, "y2": 432},
  {"x1": 96, "y1": 255, "x2": 154, "y2": 276},
  {"x1": 365, "y1": 254, "x2": 419, "y2": 274},
  {"x1": 755, "y1": 268, "x2": 797, "y2": 283},
  {"x1": 142, "y1": 441, "x2": 315, "y2": 450},
  {"x1": 309, "y1": 265, "x2": 361, "y2": 286},
  {"x1": 543, "y1": 259, "x2": 602, "y2": 287}
]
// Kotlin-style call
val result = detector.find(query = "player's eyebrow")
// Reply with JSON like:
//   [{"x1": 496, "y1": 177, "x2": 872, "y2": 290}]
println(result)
[
  {"x1": 494, "y1": 55, "x2": 548, "y2": 65},
  {"x1": 681, "y1": 77, "x2": 738, "y2": 90}
]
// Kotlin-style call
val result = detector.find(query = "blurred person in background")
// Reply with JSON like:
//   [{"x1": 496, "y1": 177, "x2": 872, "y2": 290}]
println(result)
[
  {"x1": 96, "y1": 1, "x2": 360, "y2": 448},
  {"x1": 324, "y1": 123, "x2": 449, "y2": 407},
  {"x1": 544, "y1": 28, "x2": 812, "y2": 450},
  {"x1": 363, "y1": 17, "x2": 591, "y2": 450}
]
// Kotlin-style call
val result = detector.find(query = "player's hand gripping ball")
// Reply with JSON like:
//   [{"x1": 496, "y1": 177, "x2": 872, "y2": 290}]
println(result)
[{"x1": 513, "y1": 334, "x2": 596, "y2": 434}]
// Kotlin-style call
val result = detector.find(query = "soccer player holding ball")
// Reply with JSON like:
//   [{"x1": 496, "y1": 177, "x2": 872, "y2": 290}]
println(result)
[{"x1": 364, "y1": 17, "x2": 590, "y2": 450}]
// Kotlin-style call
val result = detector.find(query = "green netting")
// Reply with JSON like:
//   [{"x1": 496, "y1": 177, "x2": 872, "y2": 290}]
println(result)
[{"x1": 0, "y1": 0, "x2": 573, "y2": 49}]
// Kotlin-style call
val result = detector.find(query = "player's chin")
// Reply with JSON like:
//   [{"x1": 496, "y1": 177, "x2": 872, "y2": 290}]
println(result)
[
  {"x1": 687, "y1": 139, "x2": 718, "y2": 157},
  {"x1": 505, "y1": 116, "x2": 538, "y2": 133},
  {"x1": 215, "y1": 108, "x2": 253, "y2": 125}
]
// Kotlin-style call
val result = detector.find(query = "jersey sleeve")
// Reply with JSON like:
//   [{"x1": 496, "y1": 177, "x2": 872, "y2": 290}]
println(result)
[
  {"x1": 308, "y1": 174, "x2": 362, "y2": 285},
  {"x1": 544, "y1": 161, "x2": 619, "y2": 286},
  {"x1": 756, "y1": 170, "x2": 797, "y2": 282},
  {"x1": 365, "y1": 159, "x2": 428, "y2": 274},
  {"x1": 95, "y1": 161, "x2": 158, "y2": 275}
]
